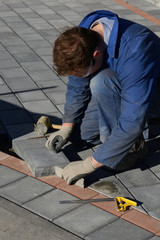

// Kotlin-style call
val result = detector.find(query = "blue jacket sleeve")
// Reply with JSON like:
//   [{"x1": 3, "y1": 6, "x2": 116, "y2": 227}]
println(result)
[
  {"x1": 63, "y1": 75, "x2": 91, "y2": 123},
  {"x1": 93, "y1": 31, "x2": 160, "y2": 168}
]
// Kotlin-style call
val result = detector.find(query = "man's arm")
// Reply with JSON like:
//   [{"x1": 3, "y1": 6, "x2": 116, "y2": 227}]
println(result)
[{"x1": 63, "y1": 75, "x2": 91, "y2": 124}]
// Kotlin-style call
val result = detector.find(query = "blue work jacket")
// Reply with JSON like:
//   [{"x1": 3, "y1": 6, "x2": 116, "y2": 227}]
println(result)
[{"x1": 63, "y1": 10, "x2": 160, "y2": 168}]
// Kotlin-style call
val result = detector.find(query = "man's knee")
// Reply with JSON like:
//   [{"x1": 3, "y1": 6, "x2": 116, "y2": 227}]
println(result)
[{"x1": 90, "y1": 68, "x2": 120, "y2": 97}]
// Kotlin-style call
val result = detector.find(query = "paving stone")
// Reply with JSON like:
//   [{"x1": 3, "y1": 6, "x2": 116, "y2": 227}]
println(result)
[
  {"x1": 23, "y1": 100, "x2": 58, "y2": 114},
  {"x1": 0, "y1": 58, "x2": 20, "y2": 69},
  {"x1": 149, "y1": 236, "x2": 160, "y2": 240},
  {"x1": 46, "y1": 91, "x2": 66, "y2": 104},
  {"x1": 0, "y1": 165, "x2": 26, "y2": 187},
  {"x1": 6, "y1": 123, "x2": 36, "y2": 140},
  {"x1": 21, "y1": 33, "x2": 44, "y2": 41},
  {"x1": 0, "y1": 176, "x2": 53, "y2": 205},
  {"x1": 7, "y1": 45, "x2": 34, "y2": 54},
  {"x1": 86, "y1": 218, "x2": 154, "y2": 240},
  {"x1": 121, "y1": 209, "x2": 160, "y2": 235},
  {"x1": 38, "y1": 79, "x2": 66, "y2": 92},
  {"x1": 16, "y1": 90, "x2": 48, "y2": 102},
  {"x1": 24, "y1": 189, "x2": 82, "y2": 221},
  {"x1": 6, "y1": 77, "x2": 39, "y2": 91},
  {"x1": 89, "y1": 173, "x2": 133, "y2": 198},
  {"x1": 116, "y1": 162, "x2": 160, "y2": 188},
  {"x1": 0, "y1": 68, "x2": 28, "y2": 78},
  {"x1": 130, "y1": 183, "x2": 160, "y2": 216},
  {"x1": 21, "y1": 61, "x2": 50, "y2": 72},
  {"x1": 0, "y1": 95, "x2": 23, "y2": 110},
  {"x1": 0, "y1": 84, "x2": 11, "y2": 95},
  {"x1": 54, "y1": 204, "x2": 118, "y2": 238},
  {"x1": 14, "y1": 52, "x2": 41, "y2": 63},
  {"x1": 0, "y1": 51, "x2": 11, "y2": 59},
  {"x1": 28, "y1": 70, "x2": 58, "y2": 81},
  {"x1": 143, "y1": 151, "x2": 160, "y2": 179},
  {"x1": 13, "y1": 138, "x2": 70, "y2": 177},
  {"x1": 0, "y1": 108, "x2": 32, "y2": 126},
  {"x1": 27, "y1": 39, "x2": 52, "y2": 49}
]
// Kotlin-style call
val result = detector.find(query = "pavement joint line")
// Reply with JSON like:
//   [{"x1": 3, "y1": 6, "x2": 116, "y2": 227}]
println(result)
[
  {"x1": 0, "y1": 151, "x2": 160, "y2": 235},
  {"x1": 21, "y1": 187, "x2": 55, "y2": 206},
  {"x1": 113, "y1": 0, "x2": 160, "y2": 26}
]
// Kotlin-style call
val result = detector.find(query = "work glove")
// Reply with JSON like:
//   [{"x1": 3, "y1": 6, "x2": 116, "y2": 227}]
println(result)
[
  {"x1": 45, "y1": 126, "x2": 72, "y2": 152},
  {"x1": 62, "y1": 157, "x2": 97, "y2": 185}
]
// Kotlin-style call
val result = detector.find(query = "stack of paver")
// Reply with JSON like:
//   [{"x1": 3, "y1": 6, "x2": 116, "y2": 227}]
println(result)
[{"x1": 0, "y1": 0, "x2": 160, "y2": 239}]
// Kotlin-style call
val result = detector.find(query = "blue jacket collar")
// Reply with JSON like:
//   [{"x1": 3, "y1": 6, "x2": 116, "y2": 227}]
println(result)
[{"x1": 79, "y1": 10, "x2": 119, "y2": 58}]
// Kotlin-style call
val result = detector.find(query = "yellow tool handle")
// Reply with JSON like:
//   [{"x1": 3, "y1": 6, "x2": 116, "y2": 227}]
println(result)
[{"x1": 51, "y1": 124, "x2": 61, "y2": 130}]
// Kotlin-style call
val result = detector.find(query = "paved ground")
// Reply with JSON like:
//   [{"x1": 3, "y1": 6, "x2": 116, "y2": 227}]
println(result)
[{"x1": 0, "y1": 0, "x2": 160, "y2": 239}]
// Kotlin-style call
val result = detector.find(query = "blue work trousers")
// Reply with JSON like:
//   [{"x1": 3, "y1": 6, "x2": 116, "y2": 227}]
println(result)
[{"x1": 80, "y1": 68, "x2": 121, "y2": 144}]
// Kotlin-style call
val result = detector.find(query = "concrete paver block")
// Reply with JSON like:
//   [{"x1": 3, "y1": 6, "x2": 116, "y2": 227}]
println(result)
[
  {"x1": 0, "y1": 165, "x2": 26, "y2": 187},
  {"x1": 116, "y1": 162, "x2": 160, "y2": 188},
  {"x1": 13, "y1": 138, "x2": 70, "y2": 177},
  {"x1": 0, "y1": 176, "x2": 53, "y2": 205},
  {"x1": 24, "y1": 188, "x2": 82, "y2": 221},
  {"x1": 54, "y1": 203, "x2": 118, "y2": 238},
  {"x1": 89, "y1": 174, "x2": 133, "y2": 198},
  {"x1": 7, "y1": 124, "x2": 36, "y2": 140},
  {"x1": 86, "y1": 218, "x2": 154, "y2": 240},
  {"x1": 130, "y1": 183, "x2": 160, "y2": 218},
  {"x1": 23, "y1": 99, "x2": 57, "y2": 113},
  {"x1": 0, "y1": 197, "x2": 81, "y2": 240},
  {"x1": 0, "y1": 108, "x2": 32, "y2": 125}
]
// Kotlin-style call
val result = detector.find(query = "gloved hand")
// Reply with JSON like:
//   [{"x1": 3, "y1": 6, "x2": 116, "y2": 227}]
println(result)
[
  {"x1": 62, "y1": 157, "x2": 97, "y2": 185},
  {"x1": 45, "y1": 126, "x2": 72, "y2": 152}
]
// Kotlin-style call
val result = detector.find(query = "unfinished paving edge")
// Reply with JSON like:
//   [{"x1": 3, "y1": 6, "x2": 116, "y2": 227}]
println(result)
[{"x1": 0, "y1": 151, "x2": 160, "y2": 236}]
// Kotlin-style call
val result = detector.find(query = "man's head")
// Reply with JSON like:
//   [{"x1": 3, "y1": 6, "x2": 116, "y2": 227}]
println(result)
[{"x1": 53, "y1": 26, "x2": 104, "y2": 77}]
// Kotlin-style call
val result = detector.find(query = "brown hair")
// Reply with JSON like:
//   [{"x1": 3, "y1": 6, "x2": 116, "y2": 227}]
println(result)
[{"x1": 53, "y1": 27, "x2": 100, "y2": 76}]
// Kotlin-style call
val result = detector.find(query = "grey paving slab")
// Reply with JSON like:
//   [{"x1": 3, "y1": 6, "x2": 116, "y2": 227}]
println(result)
[
  {"x1": 37, "y1": 80, "x2": 66, "y2": 92},
  {"x1": 0, "y1": 51, "x2": 12, "y2": 59},
  {"x1": 0, "y1": 165, "x2": 26, "y2": 187},
  {"x1": 12, "y1": 138, "x2": 47, "y2": 158},
  {"x1": 7, "y1": 45, "x2": 34, "y2": 54},
  {"x1": 89, "y1": 174, "x2": 133, "y2": 198},
  {"x1": 143, "y1": 150, "x2": 160, "y2": 178},
  {"x1": 21, "y1": 33, "x2": 44, "y2": 41},
  {"x1": 0, "y1": 197, "x2": 82, "y2": 240},
  {"x1": 23, "y1": 99, "x2": 58, "y2": 114},
  {"x1": 149, "y1": 235, "x2": 160, "y2": 240},
  {"x1": 0, "y1": 95, "x2": 23, "y2": 110},
  {"x1": 6, "y1": 124, "x2": 36, "y2": 140},
  {"x1": 24, "y1": 189, "x2": 82, "y2": 221},
  {"x1": 0, "y1": 176, "x2": 53, "y2": 205},
  {"x1": 0, "y1": 84, "x2": 11, "y2": 95},
  {"x1": 54, "y1": 203, "x2": 118, "y2": 238},
  {"x1": 28, "y1": 70, "x2": 58, "y2": 81},
  {"x1": 13, "y1": 138, "x2": 70, "y2": 177},
  {"x1": 116, "y1": 162, "x2": 160, "y2": 188},
  {"x1": 0, "y1": 108, "x2": 32, "y2": 126},
  {"x1": 46, "y1": 91, "x2": 66, "y2": 104},
  {"x1": 26, "y1": 39, "x2": 52, "y2": 49},
  {"x1": 16, "y1": 90, "x2": 48, "y2": 102},
  {"x1": 14, "y1": 52, "x2": 41, "y2": 63},
  {"x1": 0, "y1": 58, "x2": 20, "y2": 69},
  {"x1": 130, "y1": 183, "x2": 160, "y2": 218},
  {"x1": 0, "y1": 68, "x2": 28, "y2": 78},
  {"x1": 5, "y1": 77, "x2": 39, "y2": 91},
  {"x1": 85, "y1": 218, "x2": 154, "y2": 240},
  {"x1": 21, "y1": 61, "x2": 50, "y2": 72}
]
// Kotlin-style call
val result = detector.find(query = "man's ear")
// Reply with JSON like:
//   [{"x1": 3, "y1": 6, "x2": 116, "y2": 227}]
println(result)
[{"x1": 93, "y1": 49, "x2": 101, "y2": 57}]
